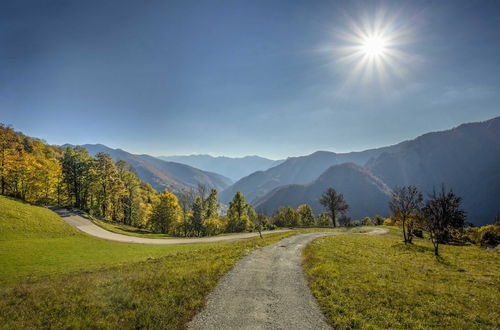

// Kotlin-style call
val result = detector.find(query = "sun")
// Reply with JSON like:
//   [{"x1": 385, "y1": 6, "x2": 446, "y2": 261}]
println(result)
[
  {"x1": 361, "y1": 36, "x2": 387, "y2": 57},
  {"x1": 326, "y1": 7, "x2": 416, "y2": 85}
]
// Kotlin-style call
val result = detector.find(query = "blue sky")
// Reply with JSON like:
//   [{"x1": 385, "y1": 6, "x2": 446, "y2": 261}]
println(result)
[{"x1": 1, "y1": 0, "x2": 499, "y2": 159}]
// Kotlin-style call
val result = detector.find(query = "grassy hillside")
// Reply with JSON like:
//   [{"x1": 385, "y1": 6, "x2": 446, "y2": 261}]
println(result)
[
  {"x1": 303, "y1": 228, "x2": 500, "y2": 329},
  {"x1": 0, "y1": 197, "x2": 79, "y2": 240},
  {"x1": 0, "y1": 196, "x2": 298, "y2": 328}
]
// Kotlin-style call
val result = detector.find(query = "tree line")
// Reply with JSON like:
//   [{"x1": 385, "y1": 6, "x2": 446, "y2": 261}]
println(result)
[{"x1": 3, "y1": 124, "x2": 497, "y2": 244}]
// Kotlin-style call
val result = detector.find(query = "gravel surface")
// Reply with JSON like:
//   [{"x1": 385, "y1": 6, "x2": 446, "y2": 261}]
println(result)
[
  {"x1": 189, "y1": 228, "x2": 389, "y2": 330},
  {"x1": 53, "y1": 208, "x2": 291, "y2": 245}
]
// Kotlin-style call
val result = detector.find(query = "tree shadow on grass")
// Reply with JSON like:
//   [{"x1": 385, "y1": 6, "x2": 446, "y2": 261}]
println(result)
[{"x1": 391, "y1": 242, "x2": 434, "y2": 253}]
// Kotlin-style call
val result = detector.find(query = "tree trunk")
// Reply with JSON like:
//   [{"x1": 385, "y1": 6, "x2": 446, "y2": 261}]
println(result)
[{"x1": 402, "y1": 217, "x2": 408, "y2": 243}]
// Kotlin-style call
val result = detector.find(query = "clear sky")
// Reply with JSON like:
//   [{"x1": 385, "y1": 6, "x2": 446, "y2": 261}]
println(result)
[{"x1": 1, "y1": 0, "x2": 499, "y2": 159}]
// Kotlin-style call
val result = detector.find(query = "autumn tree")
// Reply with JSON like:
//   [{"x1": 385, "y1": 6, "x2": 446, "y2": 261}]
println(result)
[
  {"x1": 320, "y1": 188, "x2": 349, "y2": 227},
  {"x1": 61, "y1": 147, "x2": 94, "y2": 209},
  {"x1": 0, "y1": 124, "x2": 19, "y2": 195},
  {"x1": 389, "y1": 186, "x2": 423, "y2": 244},
  {"x1": 150, "y1": 189, "x2": 181, "y2": 234},
  {"x1": 205, "y1": 188, "x2": 219, "y2": 219},
  {"x1": 190, "y1": 196, "x2": 205, "y2": 236},
  {"x1": 227, "y1": 191, "x2": 252, "y2": 232},
  {"x1": 94, "y1": 153, "x2": 121, "y2": 219},
  {"x1": 316, "y1": 213, "x2": 332, "y2": 226},
  {"x1": 297, "y1": 204, "x2": 315, "y2": 227},
  {"x1": 176, "y1": 190, "x2": 195, "y2": 237},
  {"x1": 272, "y1": 206, "x2": 299, "y2": 227}
]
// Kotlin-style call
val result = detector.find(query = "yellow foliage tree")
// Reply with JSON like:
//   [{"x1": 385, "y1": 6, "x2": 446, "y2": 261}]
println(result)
[{"x1": 150, "y1": 189, "x2": 181, "y2": 234}]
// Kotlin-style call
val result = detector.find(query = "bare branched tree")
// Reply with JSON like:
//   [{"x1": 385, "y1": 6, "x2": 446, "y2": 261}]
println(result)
[
  {"x1": 319, "y1": 188, "x2": 349, "y2": 227},
  {"x1": 389, "y1": 186, "x2": 423, "y2": 244},
  {"x1": 422, "y1": 185, "x2": 466, "y2": 256}
]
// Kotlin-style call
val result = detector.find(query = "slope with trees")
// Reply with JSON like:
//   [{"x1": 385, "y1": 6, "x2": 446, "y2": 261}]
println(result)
[
  {"x1": 367, "y1": 117, "x2": 500, "y2": 225},
  {"x1": 254, "y1": 163, "x2": 392, "y2": 219},
  {"x1": 68, "y1": 144, "x2": 233, "y2": 194},
  {"x1": 225, "y1": 116, "x2": 499, "y2": 226}
]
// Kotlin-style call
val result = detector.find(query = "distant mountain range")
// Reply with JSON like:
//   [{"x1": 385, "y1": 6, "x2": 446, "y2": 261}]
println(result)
[
  {"x1": 219, "y1": 143, "x2": 407, "y2": 204},
  {"x1": 158, "y1": 154, "x2": 283, "y2": 181},
  {"x1": 223, "y1": 117, "x2": 500, "y2": 225},
  {"x1": 64, "y1": 116, "x2": 500, "y2": 226},
  {"x1": 63, "y1": 144, "x2": 233, "y2": 194}
]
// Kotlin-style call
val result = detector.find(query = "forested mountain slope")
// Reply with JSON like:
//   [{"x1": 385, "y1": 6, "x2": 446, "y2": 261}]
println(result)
[
  {"x1": 69, "y1": 144, "x2": 232, "y2": 193},
  {"x1": 367, "y1": 117, "x2": 500, "y2": 225},
  {"x1": 251, "y1": 117, "x2": 500, "y2": 225},
  {"x1": 254, "y1": 163, "x2": 392, "y2": 219}
]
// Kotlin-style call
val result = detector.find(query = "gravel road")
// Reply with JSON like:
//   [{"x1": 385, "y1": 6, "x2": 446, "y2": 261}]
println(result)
[
  {"x1": 53, "y1": 208, "x2": 291, "y2": 245},
  {"x1": 189, "y1": 227, "x2": 389, "y2": 330}
]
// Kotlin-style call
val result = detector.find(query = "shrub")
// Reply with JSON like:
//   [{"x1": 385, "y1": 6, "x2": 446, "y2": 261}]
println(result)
[
  {"x1": 316, "y1": 213, "x2": 332, "y2": 226},
  {"x1": 477, "y1": 225, "x2": 500, "y2": 246},
  {"x1": 412, "y1": 228, "x2": 424, "y2": 238},
  {"x1": 351, "y1": 220, "x2": 361, "y2": 227},
  {"x1": 383, "y1": 217, "x2": 396, "y2": 226},
  {"x1": 266, "y1": 223, "x2": 277, "y2": 230},
  {"x1": 374, "y1": 215, "x2": 385, "y2": 225},
  {"x1": 202, "y1": 218, "x2": 225, "y2": 236},
  {"x1": 338, "y1": 215, "x2": 352, "y2": 227},
  {"x1": 465, "y1": 227, "x2": 480, "y2": 243},
  {"x1": 361, "y1": 217, "x2": 375, "y2": 226}
]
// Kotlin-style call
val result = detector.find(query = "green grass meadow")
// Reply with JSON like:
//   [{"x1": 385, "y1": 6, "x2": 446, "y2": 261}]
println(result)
[
  {"x1": 303, "y1": 228, "x2": 500, "y2": 329},
  {"x1": 2, "y1": 195, "x2": 499, "y2": 329},
  {"x1": 0, "y1": 196, "x2": 297, "y2": 328}
]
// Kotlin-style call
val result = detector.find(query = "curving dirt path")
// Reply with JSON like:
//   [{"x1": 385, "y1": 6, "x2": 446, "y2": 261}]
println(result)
[
  {"x1": 53, "y1": 208, "x2": 291, "y2": 245},
  {"x1": 189, "y1": 227, "x2": 389, "y2": 330}
]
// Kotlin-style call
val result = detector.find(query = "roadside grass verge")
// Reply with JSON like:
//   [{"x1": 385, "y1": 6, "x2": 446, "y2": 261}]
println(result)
[
  {"x1": 303, "y1": 230, "x2": 500, "y2": 329},
  {"x1": 91, "y1": 218, "x2": 175, "y2": 238},
  {"x1": 90, "y1": 219, "x2": 351, "y2": 240}
]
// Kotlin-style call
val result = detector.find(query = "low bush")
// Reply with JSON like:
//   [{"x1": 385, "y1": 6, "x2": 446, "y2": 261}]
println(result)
[
  {"x1": 361, "y1": 217, "x2": 375, "y2": 226},
  {"x1": 374, "y1": 215, "x2": 385, "y2": 225},
  {"x1": 351, "y1": 220, "x2": 361, "y2": 227},
  {"x1": 412, "y1": 228, "x2": 424, "y2": 238},
  {"x1": 383, "y1": 217, "x2": 396, "y2": 226},
  {"x1": 477, "y1": 225, "x2": 500, "y2": 246}
]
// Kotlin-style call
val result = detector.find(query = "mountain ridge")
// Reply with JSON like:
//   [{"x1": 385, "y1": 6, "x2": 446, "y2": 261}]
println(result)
[
  {"x1": 246, "y1": 116, "x2": 500, "y2": 225},
  {"x1": 158, "y1": 154, "x2": 283, "y2": 181}
]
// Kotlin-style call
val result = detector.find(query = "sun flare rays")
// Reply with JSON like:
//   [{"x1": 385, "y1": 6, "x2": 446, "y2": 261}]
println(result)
[{"x1": 328, "y1": 8, "x2": 416, "y2": 87}]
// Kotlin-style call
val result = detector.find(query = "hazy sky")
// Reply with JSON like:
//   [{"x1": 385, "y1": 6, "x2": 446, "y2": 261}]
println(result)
[{"x1": 1, "y1": 0, "x2": 499, "y2": 159}]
